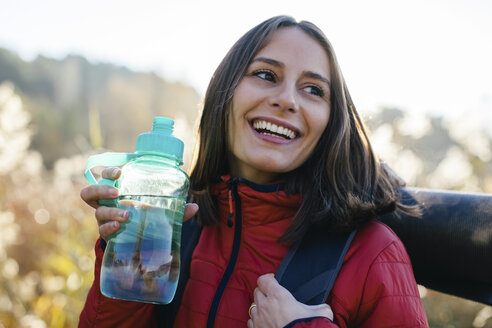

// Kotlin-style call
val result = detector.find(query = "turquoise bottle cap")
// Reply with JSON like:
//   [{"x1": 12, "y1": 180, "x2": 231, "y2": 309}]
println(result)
[{"x1": 135, "y1": 117, "x2": 184, "y2": 164}]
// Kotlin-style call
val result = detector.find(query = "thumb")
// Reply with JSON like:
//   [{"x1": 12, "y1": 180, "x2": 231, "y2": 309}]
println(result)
[
  {"x1": 183, "y1": 203, "x2": 199, "y2": 222},
  {"x1": 257, "y1": 273, "x2": 284, "y2": 295}
]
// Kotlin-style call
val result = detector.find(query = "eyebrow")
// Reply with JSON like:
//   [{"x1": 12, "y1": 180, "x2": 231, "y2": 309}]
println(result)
[
  {"x1": 250, "y1": 56, "x2": 331, "y2": 86},
  {"x1": 303, "y1": 71, "x2": 331, "y2": 87},
  {"x1": 251, "y1": 57, "x2": 284, "y2": 68}
]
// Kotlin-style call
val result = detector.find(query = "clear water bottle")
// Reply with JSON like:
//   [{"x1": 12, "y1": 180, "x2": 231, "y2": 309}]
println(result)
[{"x1": 84, "y1": 117, "x2": 189, "y2": 304}]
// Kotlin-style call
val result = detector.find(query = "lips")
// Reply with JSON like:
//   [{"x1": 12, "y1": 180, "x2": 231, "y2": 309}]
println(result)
[{"x1": 251, "y1": 118, "x2": 299, "y2": 140}]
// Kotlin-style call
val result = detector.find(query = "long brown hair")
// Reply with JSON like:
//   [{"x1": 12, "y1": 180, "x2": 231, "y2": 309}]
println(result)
[{"x1": 189, "y1": 16, "x2": 413, "y2": 242}]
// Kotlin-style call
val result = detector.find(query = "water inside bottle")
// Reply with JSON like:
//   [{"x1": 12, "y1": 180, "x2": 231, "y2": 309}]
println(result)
[{"x1": 100, "y1": 195, "x2": 185, "y2": 304}]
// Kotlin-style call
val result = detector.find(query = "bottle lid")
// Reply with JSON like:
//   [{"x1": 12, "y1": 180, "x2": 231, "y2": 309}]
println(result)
[{"x1": 135, "y1": 117, "x2": 184, "y2": 164}]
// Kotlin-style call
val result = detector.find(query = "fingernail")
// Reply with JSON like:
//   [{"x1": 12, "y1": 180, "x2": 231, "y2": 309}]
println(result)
[
  {"x1": 111, "y1": 167, "x2": 119, "y2": 178},
  {"x1": 188, "y1": 203, "x2": 198, "y2": 210},
  {"x1": 122, "y1": 211, "x2": 129, "y2": 218},
  {"x1": 112, "y1": 221, "x2": 119, "y2": 228},
  {"x1": 109, "y1": 188, "x2": 118, "y2": 197}
]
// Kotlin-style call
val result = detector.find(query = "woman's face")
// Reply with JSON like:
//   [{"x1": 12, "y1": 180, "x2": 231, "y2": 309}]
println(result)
[{"x1": 227, "y1": 27, "x2": 331, "y2": 184}]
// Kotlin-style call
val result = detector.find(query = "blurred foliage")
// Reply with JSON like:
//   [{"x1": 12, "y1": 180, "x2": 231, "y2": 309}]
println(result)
[
  {"x1": 0, "y1": 48, "x2": 491, "y2": 327},
  {"x1": 0, "y1": 47, "x2": 201, "y2": 169},
  {"x1": 0, "y1": 82, "x2": 98, "y2": 327},
  {"x1": 363, "y1": 107, "x2": 492, "y2": 193}
]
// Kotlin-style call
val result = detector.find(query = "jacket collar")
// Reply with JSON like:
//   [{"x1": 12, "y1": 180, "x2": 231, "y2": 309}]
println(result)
[{"x1": 211, "y1": 175, "x2": 302, "y2": 226}]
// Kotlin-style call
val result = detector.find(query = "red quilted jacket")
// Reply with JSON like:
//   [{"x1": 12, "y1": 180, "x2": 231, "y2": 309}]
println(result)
[{"x1": 79, "y1": 177, "x2": 428, "y2": 327}]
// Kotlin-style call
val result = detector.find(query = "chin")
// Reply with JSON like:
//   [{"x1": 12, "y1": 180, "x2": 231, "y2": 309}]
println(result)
[{"x1": 252, "y1": 160, "x2": 294, "y2": 175}]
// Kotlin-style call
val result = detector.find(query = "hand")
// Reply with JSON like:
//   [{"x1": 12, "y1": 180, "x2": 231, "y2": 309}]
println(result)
[
  {"x1": 80, "y1": 167, "x2": 199, "y2": 241},
  {"x1": 247, "y1": 273, "x2": 333, "y2": 328}
]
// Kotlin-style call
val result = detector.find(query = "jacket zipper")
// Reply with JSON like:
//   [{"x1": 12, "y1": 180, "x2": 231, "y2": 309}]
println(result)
[{"x1": 206, "y1": 178, "x2": 242, "y2": 328}]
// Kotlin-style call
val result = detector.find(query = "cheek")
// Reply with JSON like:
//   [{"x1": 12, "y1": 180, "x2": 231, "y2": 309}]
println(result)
[
  {"x1": 299, "y1": 110, "x2": 330, "y2": 161},
  {"x1": 309, "y1": 107, "x2": 330, "y2": 141},
  {"x1": 315, "y1": 119, "x2": 329, "y2": 141}
]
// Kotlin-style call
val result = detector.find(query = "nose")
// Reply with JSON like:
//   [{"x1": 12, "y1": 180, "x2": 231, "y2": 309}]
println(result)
[{"x1": 269, "y1": 82, "x2": 299, "y2": 113}]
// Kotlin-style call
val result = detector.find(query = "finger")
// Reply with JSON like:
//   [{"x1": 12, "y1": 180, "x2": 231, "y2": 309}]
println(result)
[
  {"x1": 253, "y1": 287, "x2": 267, "y2": 308},
  {"x1": 99, "y1": 221, "x2": 121, "y2": 241},
  {"x1": 95, "y1": 206, "x2": 129, "y2": 226},
  {"x1": 183, "y1": 203, "x2": 199, "y2": 222},
  {"x1": 257, "y1": 273, "x2": 281, "y2": 296},
  {"x1": 101, "y1": 167, "x2": 121, "y2": 180},
  {"x1": 249, "y1": 303, "x2": 258, "y2": 320},
  {"x1": 80, "y1": 185, "x2": 119, "y2": 209},
  {"x1": 312, "y1": 303, "x2": 334, "y2": 321}
]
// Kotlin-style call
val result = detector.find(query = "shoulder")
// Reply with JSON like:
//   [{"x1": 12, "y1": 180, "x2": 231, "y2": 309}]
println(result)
[
  {"x1": 329, "y1": 220, "x2": 427, "y2": 326},
  {"x1": 346, "y1": 220, "x2": 417, "y2": 290},
  {"x1": 334, "y1": 219, "x2": 412, "y2": 291},
  {"x1": 355, "y1": 219, "x2": 400, "y2": 246},
  {"x1": 346, "y1": 219, "x2": 409, "y2": 265},
  {"x1": 329, "y1": 220, "x2": 423, "y2": 324}
]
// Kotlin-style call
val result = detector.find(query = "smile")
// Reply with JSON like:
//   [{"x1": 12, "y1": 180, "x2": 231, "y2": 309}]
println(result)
[{"x1": 252, "y1": 119, "x2": 298, "y2": 140}]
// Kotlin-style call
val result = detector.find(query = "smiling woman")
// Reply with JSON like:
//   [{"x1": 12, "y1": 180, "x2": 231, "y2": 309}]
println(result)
[
  {"x1": 227, "y1": 27, "x2": 331, "y2": 183},
  {"x1": 79, "y1": 16, "x2": 428, "y2": 327}
]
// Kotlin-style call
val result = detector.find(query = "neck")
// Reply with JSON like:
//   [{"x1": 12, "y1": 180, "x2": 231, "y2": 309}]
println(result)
[
  {"x1": 229, "y1": 168, "x2": 280, "y2": 185},
  {"x1": 228, "y1": 157, "x2": 280, "y2": 185}
]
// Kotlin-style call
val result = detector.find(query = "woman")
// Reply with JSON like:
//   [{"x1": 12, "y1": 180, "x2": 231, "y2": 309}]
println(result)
[{"x1": 79, "y1": 16, "x2": 428, "y2": 327}]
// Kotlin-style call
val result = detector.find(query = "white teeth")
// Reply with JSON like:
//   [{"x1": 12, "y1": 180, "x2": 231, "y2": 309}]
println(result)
[{"x1": 252, "y1": 120, "x2": 297, "y2": 139}]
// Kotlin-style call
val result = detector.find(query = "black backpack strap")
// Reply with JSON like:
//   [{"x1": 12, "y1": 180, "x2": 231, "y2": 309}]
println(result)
[{"x1": 275, "y1": 228, "x2": 357, "y2": 305}]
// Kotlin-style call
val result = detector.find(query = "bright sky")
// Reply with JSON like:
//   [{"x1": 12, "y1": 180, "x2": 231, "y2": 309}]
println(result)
[{"x1": 1, "y1": 0, "x2": 491, "y2": 119}]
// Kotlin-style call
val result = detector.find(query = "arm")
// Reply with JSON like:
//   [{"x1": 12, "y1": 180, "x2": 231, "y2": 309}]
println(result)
[
  {"x1": 353, "y1": 240, "x2": 428, "y2": 327},
  {"x1": 326, "y1": 239, "x2": 428, "y2": 328},
  {"x1": 78, "y1": 238, "x2": 158, "y2": 328},
  {"x1": 78, "y1": 167, "x2": 198, "y2": 327},
  {"x1": 79, "y1": 167, "x2": 157, "y2": 327}
]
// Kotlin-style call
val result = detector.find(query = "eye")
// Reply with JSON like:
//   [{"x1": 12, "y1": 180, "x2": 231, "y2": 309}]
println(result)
[
  {"x1": 253, "y1": 70, "x2": 276, "y2": 82},
  {"x1": 304, "y1": 85, "x2": 325, "y2": 97}
]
